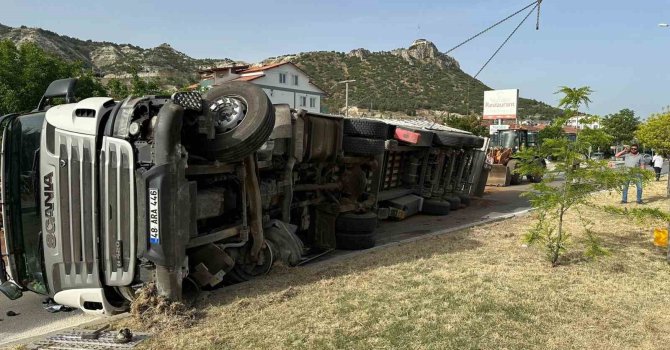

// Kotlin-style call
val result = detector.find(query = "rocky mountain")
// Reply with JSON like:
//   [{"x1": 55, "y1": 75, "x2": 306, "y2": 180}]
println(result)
[
  {"x1": 0, "y1": 23, "x2": 561, "y2": 118},
  {"x1": 0, "y1": 24, "x2": 238, "y2": 86},
  {"x1": 265, "y1": 39, "x2": 561, "y2": 118}
]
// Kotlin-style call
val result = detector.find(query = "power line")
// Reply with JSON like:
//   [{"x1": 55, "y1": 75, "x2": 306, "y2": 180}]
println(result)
[
  {"x1": 474, "y1": 3, "x2": 539, "y2": 79},
  {"x1": 463, "y1": 2, "x2": 542, "y2": 114},
  {"x1": 444, "y1": 1, "x2": 541, "y2": 55}
]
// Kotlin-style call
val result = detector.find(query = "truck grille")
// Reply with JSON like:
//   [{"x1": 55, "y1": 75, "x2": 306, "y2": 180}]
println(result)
[
  {"x1": 45, "y1": 130, "x2": 136, "y2": 292},
  {"x1": 100, "y1": 137, "x2": 136, "y2": 286},
  {"x1": 51, "y1": 130, "x2": 100, "y2": 290}
]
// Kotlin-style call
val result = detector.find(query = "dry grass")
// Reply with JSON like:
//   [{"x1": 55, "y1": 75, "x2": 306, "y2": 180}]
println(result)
[
  {"x1": 125, "y1": 283, "x2": 197, "y2": 332},
  {"x1": 132, "y1": 181, "x2": 670, "y2": 350}
]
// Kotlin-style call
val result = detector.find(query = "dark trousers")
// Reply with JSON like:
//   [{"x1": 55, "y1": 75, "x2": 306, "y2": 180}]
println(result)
[{"x1": 654, "y1": 167, "x2": 662, "y2": 181}]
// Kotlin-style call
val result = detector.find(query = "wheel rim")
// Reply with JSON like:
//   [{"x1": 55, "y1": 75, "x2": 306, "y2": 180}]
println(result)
[
  {"x1": 235, "y1": 241, "x2": 275, "y2": 278},
  {"x1": 209, "y1": 96, "x2": 247, "y2": 133}
]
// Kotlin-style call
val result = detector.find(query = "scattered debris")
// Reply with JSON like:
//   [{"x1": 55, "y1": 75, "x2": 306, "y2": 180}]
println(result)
[
  {"x1": 114, "y1": 328, "x2": 133, "y2": 344},
  {"x1": 43, "y1": 297, "x2": 74, "y2": 313},
  {"x1": 81, "y1": 324, "x2": 110, "y2": 340}
]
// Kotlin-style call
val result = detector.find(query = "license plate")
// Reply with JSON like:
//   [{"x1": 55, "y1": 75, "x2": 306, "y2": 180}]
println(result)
[{"x1": 149, "y1": 188, "x2": 160, "y2": 244}]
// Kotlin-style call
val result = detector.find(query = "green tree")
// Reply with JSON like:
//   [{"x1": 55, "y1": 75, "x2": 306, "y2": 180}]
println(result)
[
  {"x1": 601, "y1": 108, "x2": 640, "y2": 145},
  {"x1": 555, "y1": 86, "x2": 593, "y2": 112},
  {"x1": 0, "y1": 39, "x2": 106, "y2": 115},
  {"x1": 635, "y1": 112, "x2": 670, "y2": 153},
  {"x1": 635, "y1": 112, "x2": 670, "y2": 262},
  {"x1": 578, "y1": 116, "x2": 613, "y2": 156},
  {"x1": 441, "y1": 113, "x2": 488, "y2": 137},
  {"x1": 74, "y1": 70, "x2": 108, "y2": 99},
  {"x1": 517, "y1": 86, "x2": 647, "y2": 266},
  {"x1": 106, "y1": 78, "x2": 129, "y2": 99}
]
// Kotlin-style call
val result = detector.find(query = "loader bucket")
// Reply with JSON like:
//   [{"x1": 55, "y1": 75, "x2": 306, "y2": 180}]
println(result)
[{"x1": 486, "y1": 164, "x2": 510, "y2": 187}]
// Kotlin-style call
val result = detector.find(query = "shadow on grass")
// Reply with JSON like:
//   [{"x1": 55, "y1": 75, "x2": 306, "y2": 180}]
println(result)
[
  {"x1": 200, "y1": 229, "x2": 483, "y2": 307},
  {"x1": 640, "y1": 194, "x2": 669, "y2": 205}
]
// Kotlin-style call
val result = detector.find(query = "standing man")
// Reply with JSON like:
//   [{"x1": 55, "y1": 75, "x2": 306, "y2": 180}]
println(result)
[
  {"x1": 652, "y1": 153, "x2": 664, "y2": 181},
  {"x1": 615, "y1": 144, "x2": 645, "y2": 204}
]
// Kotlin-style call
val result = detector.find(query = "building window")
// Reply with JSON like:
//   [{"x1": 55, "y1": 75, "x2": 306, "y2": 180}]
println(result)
[
  {"x1": 293, "y1": 75, "x2": 299, "y2": 85},
  {"x1": 309, "y1": 97, "x2": 316, "y2": 108},
  {"x1": 299, "y1": 96, "x2": 307, "y2": 107},
  {"x1": 279, "y1": 73, "x2": 287, "y2": 84}
]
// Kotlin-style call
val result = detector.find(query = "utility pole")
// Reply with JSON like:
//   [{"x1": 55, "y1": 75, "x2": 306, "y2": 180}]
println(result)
[{"x1": 334, "y1": 80, "x2": 355, "y2": 117}]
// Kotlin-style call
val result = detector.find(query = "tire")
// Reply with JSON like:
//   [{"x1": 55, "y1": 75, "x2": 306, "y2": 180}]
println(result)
[
  {"x1": 199, "y1": 82, "x2": 275, "y2": 162},
  {"x1": 421, "y1": 199, "x2": 451, "y2": 215},
  {"x1": 456, "y1": 194, "x2": 471, "y2": 206},
  {"x1": 527, "y1": 174, "x2": 543, "y2": 183},
  {"x1": 336, "y1": 232, "x2": 376, "y2": 250},
  {"x1": 433, "y1": 131, "x2": 467, "y2": 147},
  {"x1": 343, "y1": 136, "x2": 386, "y2": 156},
  {"x1": 443, "y1": 195, "x2": 461, "y2": 210},
  {"x1": 507, "y1": 160, "x2": 522, "y2": 185},
  {"x1": 336, "y1": 211, "x2": 378, "y2": 233},
  {"x1": 343, "y1": 119, "x2": 392, "y2": 139}
]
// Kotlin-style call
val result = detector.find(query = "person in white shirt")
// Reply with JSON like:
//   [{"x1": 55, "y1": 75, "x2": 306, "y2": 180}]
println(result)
[{"x1": 652, "y1": 153, "x2": 664, "y2": 181}]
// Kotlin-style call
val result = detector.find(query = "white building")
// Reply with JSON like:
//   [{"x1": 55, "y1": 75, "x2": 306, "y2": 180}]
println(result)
[
  {"x1": 566, "y1": 115, "x2": 601, "y2": 129},
  {"x1": 198, "y1": 62, "x2": 325, "y2": 114}
]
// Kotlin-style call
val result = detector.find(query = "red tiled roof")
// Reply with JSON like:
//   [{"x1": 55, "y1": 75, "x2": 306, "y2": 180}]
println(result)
[
  {"x1": 241, "y1": 62, "x2": 290, "y2": 73},
  {"x1": 238, "y1": 62, "x2": 326, "y2": 93},
  {"x1": 233, "y1": 75, "x2": 264, "y2": 82}
]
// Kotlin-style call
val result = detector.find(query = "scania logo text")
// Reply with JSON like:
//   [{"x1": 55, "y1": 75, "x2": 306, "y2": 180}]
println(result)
[{"x1": 43, "y1": 172, "x2": 57, "y2": 248}]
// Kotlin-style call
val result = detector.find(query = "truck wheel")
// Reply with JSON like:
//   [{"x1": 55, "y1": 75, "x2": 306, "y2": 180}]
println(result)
[
  {"x1": 443, "y1": 195, "x2": 461, "y2": 210},
  {"x1": 336, "y1": 211, "x2": 378, "y2": 233},
  {"x1": 199, "y1": 82, "x2": 275, "y2": 162},
  {"x1": 343, "y1": 136, "x2": 385, "y2": 156},
  {"x1": 421, "y1": 199, "x2": 451, "y2": 215},
  {"x1": 343, "y1": 119, "x2": 392, "y2": 139},
  {"x1": 527, "y1": 174, "x2": 543, "y2": 183},
  {"x1": 335, "y1": 232, "x2": 376, "y2": 250},
  {"x1": 507, "y1": 160, "x2": 522, "y2": 185},
  {"x1": 457, "y1": 194, "x2": 471, "y2": 206}
]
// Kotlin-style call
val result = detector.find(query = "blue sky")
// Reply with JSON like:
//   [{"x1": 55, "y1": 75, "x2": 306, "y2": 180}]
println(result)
[{"x1": 2, "y1": 0, "x2": 669, "y2": 118}]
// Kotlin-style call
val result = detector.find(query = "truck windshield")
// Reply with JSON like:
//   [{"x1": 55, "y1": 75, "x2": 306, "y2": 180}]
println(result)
[{"x1": 2, "y1": 113, "x2": 48, "y2": 295}]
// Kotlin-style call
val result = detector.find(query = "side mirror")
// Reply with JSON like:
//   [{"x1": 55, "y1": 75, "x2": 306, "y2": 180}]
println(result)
[
  {"x1": 36, "y1": 78, "x2": 78, "y2": 112},
  {"x1": 0, "y1": 280, "x2": 23, "y2": 300}
]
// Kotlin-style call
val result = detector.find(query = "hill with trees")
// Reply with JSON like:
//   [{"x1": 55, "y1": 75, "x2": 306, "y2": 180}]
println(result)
[{"x1": 0, "y1": 23, "x2": 562, "y2": 119}]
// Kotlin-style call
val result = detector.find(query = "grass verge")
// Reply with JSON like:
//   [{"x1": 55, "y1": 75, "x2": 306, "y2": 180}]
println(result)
[{"x1": 125, "y1": 180, "x2": 670, "y2": 350}]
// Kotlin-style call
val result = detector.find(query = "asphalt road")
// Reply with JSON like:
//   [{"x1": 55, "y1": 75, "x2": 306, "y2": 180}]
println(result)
[
  {"x1": 0, "y1": 290, "x2": 96, "y2": 344},
  {"x1": 0, "y1": 179, "x2": 545, "y2": 346}
]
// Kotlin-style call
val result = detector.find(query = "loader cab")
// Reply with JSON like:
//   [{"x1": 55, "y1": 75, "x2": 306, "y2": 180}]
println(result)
[{"x1": 496, "y1": 129, "x2": 529, "y2": 151}]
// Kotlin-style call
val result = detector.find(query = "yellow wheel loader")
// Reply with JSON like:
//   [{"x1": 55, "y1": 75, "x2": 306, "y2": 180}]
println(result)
[{"x1": 486, "y1": 128, "x2": 544, "y2": 186}]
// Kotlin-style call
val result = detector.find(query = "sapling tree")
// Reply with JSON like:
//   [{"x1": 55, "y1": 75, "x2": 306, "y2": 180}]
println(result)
[{"x1": 516, "y1": 86, "x2": 650, "y2": 266}]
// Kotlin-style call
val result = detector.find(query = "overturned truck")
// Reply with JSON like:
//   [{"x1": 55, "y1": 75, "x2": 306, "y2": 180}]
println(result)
[{"x1": 0, "y1": 79, "x2": 485, "y2": 314}]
